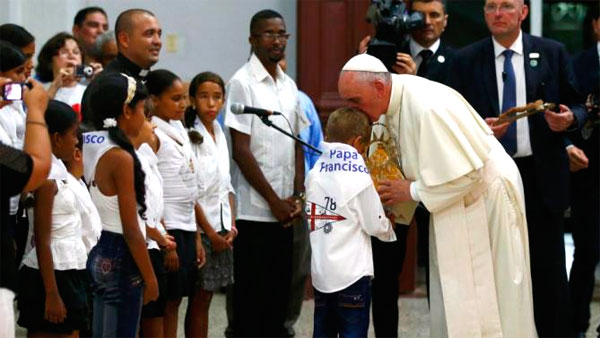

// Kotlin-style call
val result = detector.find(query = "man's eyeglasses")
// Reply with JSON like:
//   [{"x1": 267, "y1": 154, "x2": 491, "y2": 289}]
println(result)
[
  {"x1": 253, "y1": 33, "x2": 291, "y2": 42},
  {"x1": 483, "y1": 3, "x2": 516, "y2": 13}
]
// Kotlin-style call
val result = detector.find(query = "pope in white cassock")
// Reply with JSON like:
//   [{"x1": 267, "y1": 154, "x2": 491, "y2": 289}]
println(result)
[{"x1": 338, "y1": 54, "x2": 536, "y2": 338}]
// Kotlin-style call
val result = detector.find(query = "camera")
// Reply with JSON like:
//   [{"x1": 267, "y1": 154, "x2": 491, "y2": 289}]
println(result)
[
  {"x1": 365, "y1": 0, "x2": 424, "y2": 71},
  {"x1": 2, "y1": 83, "x2": 24, "y2": 101},
  {"x1": 76, "y1": 65, "x2": 94, "y2": 78}
]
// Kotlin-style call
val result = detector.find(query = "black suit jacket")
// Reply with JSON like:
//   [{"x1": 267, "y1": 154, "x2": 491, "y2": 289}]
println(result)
[
  {"x1": 570, "y1": 45, "x2": 599, "y2": 167},
  {"x1": 449, "y1": 33, "x2": 586, "y2": 211},
  {"x1": 399, "y1": 39, "x2": 455, "y2": 85}
]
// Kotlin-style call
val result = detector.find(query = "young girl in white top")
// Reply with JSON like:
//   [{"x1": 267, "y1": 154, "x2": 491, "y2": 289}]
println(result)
[
  {"x1": 131, "y1": 118, "x2": 177, "y2": 337},
  {"x1": 145, "y1": 69, "x2": 209, "y2": 338},
  {"x1": 83, "y1": 73, "x2": 158, "y2": 338},
  {"x1": 17, "y1": 100, "x2": 90, "y2": 336},
  {"x1": 183, "y1": 72, "x2": 237, "y2": 338}
]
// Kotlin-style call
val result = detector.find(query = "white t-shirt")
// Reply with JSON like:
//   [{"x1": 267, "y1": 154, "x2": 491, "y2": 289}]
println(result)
[
  {"x1": 224, "y1": 53, "x2": 309, "y2": 222},
  {"x1": 49, "y1": 83, "x2": 86, "y2": 114},
  {"x1": 153, "y1": 117, "x2": 199, "y2": 232},
  {"x1": 22, "y1": 155, "x2": 88, "y2": 270},
  {"x1": 191, "y1": 118, "x2": 235, "y2": 232},
  {"x1": 305, "y1": 142, "x2": 396, "y2": 293}
]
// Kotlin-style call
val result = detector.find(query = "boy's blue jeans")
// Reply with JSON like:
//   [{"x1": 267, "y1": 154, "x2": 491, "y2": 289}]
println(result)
[
  {"x1": 313, "y1": 276, "x2": 371, "y2": 338},
  {"x1": 87, "y1": 231, "x2": 143, "y2": 338}
]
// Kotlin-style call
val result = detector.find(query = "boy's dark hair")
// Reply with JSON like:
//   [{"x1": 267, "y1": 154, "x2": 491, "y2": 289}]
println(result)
[
  {"x1": 326, "y1": 107, "x2": 371, "y2": 145},
  {"x1": 74, "y1": 7, "x2": 107, "y2": 27}
]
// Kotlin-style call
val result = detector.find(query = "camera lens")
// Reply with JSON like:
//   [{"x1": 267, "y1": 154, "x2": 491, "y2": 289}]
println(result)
[{"x1": 83, "y1": 66, "x2": 93, "y2": 77}]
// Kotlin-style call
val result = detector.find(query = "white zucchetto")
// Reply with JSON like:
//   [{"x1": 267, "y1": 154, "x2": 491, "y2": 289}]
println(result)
[{"x1": 341, "y1": 54, "x2": 388, "y2": 73}]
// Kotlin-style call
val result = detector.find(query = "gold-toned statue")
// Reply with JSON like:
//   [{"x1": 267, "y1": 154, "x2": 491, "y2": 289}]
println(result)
[{"x1": 364, "y1": 122, "x2": 417, "y2": 225}]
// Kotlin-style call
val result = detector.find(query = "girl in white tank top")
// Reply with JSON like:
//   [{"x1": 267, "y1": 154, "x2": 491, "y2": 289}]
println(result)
[{"x1": 82, "y1": 73, "x2": 158, "y2": 338}]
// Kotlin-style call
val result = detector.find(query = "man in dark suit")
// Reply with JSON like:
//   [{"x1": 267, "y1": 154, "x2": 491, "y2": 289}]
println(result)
[
  {"x1": 448, "y1": 0, "x2": 585, "y2": 336},
  {"x1": 358, "y1": 1, "x2": 454, "y2": 336},
  {"x1": 568, "y1": 7, "x2": 600, "y2": 337}
]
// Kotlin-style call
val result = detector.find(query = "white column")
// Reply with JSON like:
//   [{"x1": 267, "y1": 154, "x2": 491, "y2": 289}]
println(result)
[{"x1": 529, "y1": 0, "x2": 543, "y2": 37}]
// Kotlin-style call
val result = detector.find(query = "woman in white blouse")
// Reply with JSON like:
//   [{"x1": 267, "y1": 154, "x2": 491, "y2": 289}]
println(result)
[{"x1": 183, "y1": 72, "x2": 236, "y2": 338}]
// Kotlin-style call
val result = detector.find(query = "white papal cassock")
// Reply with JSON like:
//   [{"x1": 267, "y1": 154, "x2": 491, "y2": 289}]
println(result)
[{"x1": 386, "y1": 74, "x2": 536, "y2": 338}]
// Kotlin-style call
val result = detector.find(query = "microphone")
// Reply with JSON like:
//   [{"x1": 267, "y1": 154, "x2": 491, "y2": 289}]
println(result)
[
  {"x1": 502, "y1": 71, "x2": 507, "y2": 81},
  {"x1": 230, "y1": 103, "x2": 282, "y2": 117}
]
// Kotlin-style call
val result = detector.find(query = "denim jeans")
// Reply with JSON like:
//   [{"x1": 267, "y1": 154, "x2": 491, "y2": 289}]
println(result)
[
  {"x1": 313, "y1": 276, "x2": 371, "y2": 338},
  {"x1": 87, "y1": 231, "x2": 143, "y2": 338}
]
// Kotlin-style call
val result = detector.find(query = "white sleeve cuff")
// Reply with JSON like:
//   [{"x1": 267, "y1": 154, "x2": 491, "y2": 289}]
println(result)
[
  {"x1": 410, "y1": 181, "x2": 421, "y2": 202},
  {"x1": 566, "y1": 144, "x2": 575, "y2": 150}
]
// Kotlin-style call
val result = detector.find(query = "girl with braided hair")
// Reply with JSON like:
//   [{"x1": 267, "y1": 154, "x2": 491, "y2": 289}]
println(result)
[{"x1": 83, "y1": 72, "x2": 158, "y2": 337}]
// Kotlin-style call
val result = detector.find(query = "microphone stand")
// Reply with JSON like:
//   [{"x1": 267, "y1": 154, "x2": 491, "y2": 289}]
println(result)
[{"x1": 258, "y1": 115, "x2": 322, "y2": 155}]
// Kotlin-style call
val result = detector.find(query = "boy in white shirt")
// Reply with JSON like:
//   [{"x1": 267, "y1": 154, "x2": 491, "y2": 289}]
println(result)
[{"x1": 305, "y1": 107, "x2": 396, "y2": 337}]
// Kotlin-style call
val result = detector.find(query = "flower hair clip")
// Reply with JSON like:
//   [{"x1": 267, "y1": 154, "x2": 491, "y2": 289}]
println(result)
[{"x1": 103, "y1": 118, "x2": 117, "y2": 129}]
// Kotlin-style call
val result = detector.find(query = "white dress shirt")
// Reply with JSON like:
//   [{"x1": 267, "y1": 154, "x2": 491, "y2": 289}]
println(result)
[
  {"x1": 224, "y1": 53, "x2": 309, "y2": 222},
  {"x1": 153, "y1": 117, "x2": 199, "y2": 232},
  {"x1": 409, "y1": 37, "x2": 441, "y2": 70},
  {"x1": 192, "y1": 118, "x2": 235, "y2": 232},
  {"x1": 492, "y1": 30, "x2": 532, "y2": 158}
]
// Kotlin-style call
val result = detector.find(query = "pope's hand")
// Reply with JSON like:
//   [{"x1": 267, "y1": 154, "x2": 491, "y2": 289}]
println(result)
[
  {"x1": 377, "y1": 179, "x2": 413, "y2": 205},
  {"x1": 484, "y1": 117, "x2": 510, "y2": 139}
]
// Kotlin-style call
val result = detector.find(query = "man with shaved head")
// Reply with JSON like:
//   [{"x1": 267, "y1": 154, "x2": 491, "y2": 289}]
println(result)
[
  {"x1": 81, "y1": 9, "x2": 161, "y2": 126},
  {"x1": 449, "y1": 0, "x2": 585, "y2": 335},
  {"x1": 338, "y1": 53, "x2": 536, "y2": 337},
  {"x1": 105, "y1": 8, "x2": 162, "y2": 80}
]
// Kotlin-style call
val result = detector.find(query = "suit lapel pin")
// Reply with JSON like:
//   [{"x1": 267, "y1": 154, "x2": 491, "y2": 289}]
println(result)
[
  {"x1": 529, "y1": 52, "x2": 540, "y2": 67},
  {"x1": 437, "y1": 55, "x2": 445, "y2": 63}
]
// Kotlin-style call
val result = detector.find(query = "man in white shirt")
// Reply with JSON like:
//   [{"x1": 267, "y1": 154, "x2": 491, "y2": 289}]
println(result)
[
  {"x1": 224, "y1": 9, "x2": 309, "y2": 337},
  {"x1": 449, "y1": 0, "x2": 586, "y2": 336}
]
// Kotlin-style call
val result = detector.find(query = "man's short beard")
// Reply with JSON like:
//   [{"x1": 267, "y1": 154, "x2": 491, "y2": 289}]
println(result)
[{"x1": 269, "y1": 55, "x2": 284, "y2": 63}]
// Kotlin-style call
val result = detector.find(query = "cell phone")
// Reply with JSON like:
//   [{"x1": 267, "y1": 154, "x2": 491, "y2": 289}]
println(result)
[
  {"x1": 2, "y1": 83, "x2": 23, "y2": 101},
  {"x1": 76, "y1": 65, "x2": 94, "y2": 78}
]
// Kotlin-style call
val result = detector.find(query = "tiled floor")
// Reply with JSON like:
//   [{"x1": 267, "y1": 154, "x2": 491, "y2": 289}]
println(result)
[{"x1": 15, "y1": 234, "x2": 600, "y2": 337}]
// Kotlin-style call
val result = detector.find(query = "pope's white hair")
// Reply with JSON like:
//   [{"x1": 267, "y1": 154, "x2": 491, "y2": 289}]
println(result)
[{"x1": 341, "y1": 70, "x2": 391, "y2": 86}]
